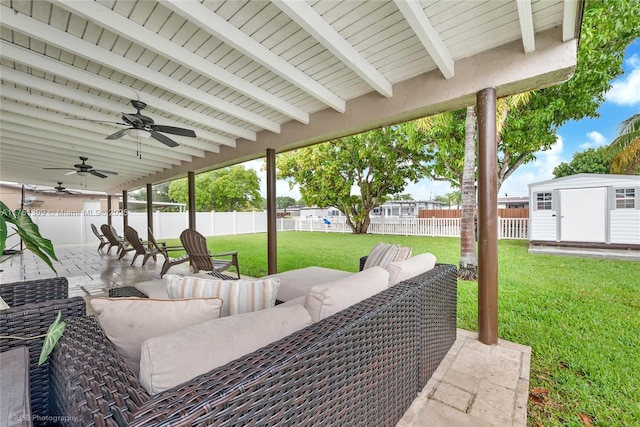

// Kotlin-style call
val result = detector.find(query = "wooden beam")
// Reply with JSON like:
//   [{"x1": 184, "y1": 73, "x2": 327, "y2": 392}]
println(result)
[
  {"x1": 266, "y1": 149, "x2": 278, "y2": 274},
  {"x1": 122, "y1": 190, "x2": 128, "y2": 229},
  {"x1": 188, "y1": 172, "x2": 196, "y2": 230},
  {"x1": 147, "y1": 183, "x2": 153, "y2": 240},
  {"x1": 477, "y1": 87, "x2": 498, "y2": 345}
]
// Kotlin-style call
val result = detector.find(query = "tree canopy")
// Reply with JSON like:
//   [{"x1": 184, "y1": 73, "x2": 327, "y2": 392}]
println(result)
[
  {"x1": 277, "y1": 125, "x2": 429, "y2": 233},
  {"x1": 168, "y1": 166, "x2": 263, "y2": 212},
  {"x1": 607, "y1": 114, "x2": 640, "y2": 174},
  {"x1": 553, "y1": 146, "x2": 612, "y2": 177}
]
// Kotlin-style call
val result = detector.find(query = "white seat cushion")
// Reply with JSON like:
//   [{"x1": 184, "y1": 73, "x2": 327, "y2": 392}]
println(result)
[
  {"x1": 134, "y1": 279, "x2": 169, "y2": 299},
  {"x1": 139, "y1": 305, "x2": 312, "y2": 395},
  {"x1": 263, "y1": 267, "x2": 353, "y2": 302}
]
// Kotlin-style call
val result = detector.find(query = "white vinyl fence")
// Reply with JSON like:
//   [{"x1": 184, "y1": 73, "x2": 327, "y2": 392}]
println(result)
[
  {"x1": 5, "y1": 211, "x2": 528, "y2": 248},
  {"x1": 285, "y1": 217, "x2": 528, "y2": 239}
]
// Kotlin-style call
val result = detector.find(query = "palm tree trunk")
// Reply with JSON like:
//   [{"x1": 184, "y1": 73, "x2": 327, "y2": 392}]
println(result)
[{"x1": 459, "y1": 106, "x2": 478, "y2": 280}]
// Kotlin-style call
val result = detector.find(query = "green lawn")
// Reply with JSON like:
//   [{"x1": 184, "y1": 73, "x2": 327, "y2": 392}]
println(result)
[{"x1": 175, "y1": 232, "x2": 639, "y2": 426}]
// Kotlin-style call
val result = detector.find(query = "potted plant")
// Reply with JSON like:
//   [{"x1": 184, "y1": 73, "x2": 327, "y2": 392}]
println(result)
[{"x1": 1, "y1": 200, "x2": 63, "y2": 362}]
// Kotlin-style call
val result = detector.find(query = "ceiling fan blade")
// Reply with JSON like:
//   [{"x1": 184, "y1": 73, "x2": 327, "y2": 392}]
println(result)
[
  {"x1": 150, "y1": 125, "x2": 196, "y2": 138},
  {"x1": 94, "y1": 170, "x2": 118, "y2": 176},
  {"x1": 149, "y1": 130, "x2": 179, "y2": 147},
  {"x1": 43, "y1": 167, "x2": 75, "y2": 171},
  {"x1": 106, "y1": 128, "x2": 130, "y2": 140},
  {"x1": 64, "y1": 171, "x2": 78, "y2": 176},
  {"x1": 90, "y1": 170, "x2": 108, "y2": 179}
]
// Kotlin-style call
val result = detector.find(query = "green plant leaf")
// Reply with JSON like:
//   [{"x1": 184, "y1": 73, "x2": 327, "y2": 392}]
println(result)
[
  {"x1": 0, "y1": 214, "x2": 6, "y2": 255},
  {"x1": 38, "y1": 311, "x2": 66, "y2": 366},
  {"x1": 13, "y1": 208, "x2": 58, "y2": 273}
]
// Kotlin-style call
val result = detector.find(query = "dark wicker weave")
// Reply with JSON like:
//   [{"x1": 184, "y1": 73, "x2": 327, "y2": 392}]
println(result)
[
  {"x1": 108, "y1": 286, "x2": 150, "y2": 298},
  {"x1": 0, "y1": 296, "x2": 86, "y2": 418},
  {"x1": 49, "y1": 264, "x2": 457, "y2": 426},
  {"x1": 0, "y1": 277, "x2": 68, "y2": 307},
  {"x1": 50, "y1": 316, "x2": 150, "y2": 426}
]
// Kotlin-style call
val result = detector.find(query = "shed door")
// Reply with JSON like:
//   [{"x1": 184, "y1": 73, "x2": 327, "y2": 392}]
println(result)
[{"x1": 559, "y1": 187, "x2": 607, "y2": 242}]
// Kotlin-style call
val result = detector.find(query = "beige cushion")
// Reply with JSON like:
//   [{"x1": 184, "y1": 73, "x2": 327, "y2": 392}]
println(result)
[
  {"x1": 362, "y1": 243, "x2": 412, "y2": 270},
  {"x1": 304, "y1": 266, "x2": 389, "y2": 322},
  {"x1": 139, "y1": 305, "x2": 312, "y2": 395},
  {"x1": 89, "y1": 297, "x2": 223, "y2": 375},
  {"x1": 167, "y1": 276, "x2": 280, "y2": 317},
  {"x1": 0, "y1": 296, "x2": 9, "y2": 310},
  {"x1": 134, "y1": 279, "x2": 168, "y2": 299},
  {"x1": 385, "y1": 253, "x2": 437, "y2": 286},
  {"x1": 263, "y1": 267, "x2": 353, "y2": 302}
]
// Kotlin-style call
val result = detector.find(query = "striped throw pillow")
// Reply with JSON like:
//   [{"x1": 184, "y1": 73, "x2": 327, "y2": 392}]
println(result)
[
  {"x1": 167, "y1": 276, "x2": 281, "y2": 317},
  {"x1": 362, "y1": 243, "x2": 413, "y2": 270}
]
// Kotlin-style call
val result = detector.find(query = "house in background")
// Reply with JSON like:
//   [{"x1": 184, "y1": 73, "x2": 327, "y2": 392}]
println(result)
[{"x1": 528, "y1": 174, "x2": 640, "y2": 254}]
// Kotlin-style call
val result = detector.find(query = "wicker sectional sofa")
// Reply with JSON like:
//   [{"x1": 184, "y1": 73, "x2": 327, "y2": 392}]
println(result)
[{"x1": 45, "y1": 263, "x2": 457, "y2": 426}]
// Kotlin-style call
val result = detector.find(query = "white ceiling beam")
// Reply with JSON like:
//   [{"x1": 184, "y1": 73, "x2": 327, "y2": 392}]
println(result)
[
  {"x1": 0, "y1": 110, "x2": 195, "y2": 169},
  {"x1": 393, "y1": 0, "x2": 454, "y2": 79},
  {"x1": 0, "y1": 67, "x2": 229, "y2": 149},
  {"x1": 563, "y1": 0, "x2": 579, "y2": 42},
  {"x1": 159, "y1": 0, "x2": 346, "y2": 113},
  {"x1": 1, "y1": 42, "x2": 252, "y2": 142},
  {"x1": 516, "y1": 0, "x2": 536, "y2": 53},
  {"x1": 0, "y1": 103, "x2": 193, "y2": 165},
  {"x1": 0, "y1": 121, "x2": 176, "y2": 170},
  {"x1": 0, "y1": 140, "x2": 148, "y2": 179},
  {"x1": 54, "y1": 0, "x2": 309, "y2": 124},
  {"x1": 273, "y1": 0, "x2": 393, "y2": 98},
  {"x1": 1, "y1": 5, "x2": 280, "y2": 133},
  {"x1": 0, "y1": 86, "x2": 207, "y2": 159}
]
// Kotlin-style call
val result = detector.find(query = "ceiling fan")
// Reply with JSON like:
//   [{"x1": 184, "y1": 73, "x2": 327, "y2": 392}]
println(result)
[
  {"x1": 43, "y1": 182, "x2": 79, "y2": 195},
  {"x1": 73, "y1": 99, "x2": 196, "y2": 147},
  {"x1": 43, "y1": 157, "x2": 118, "y2": 179}
]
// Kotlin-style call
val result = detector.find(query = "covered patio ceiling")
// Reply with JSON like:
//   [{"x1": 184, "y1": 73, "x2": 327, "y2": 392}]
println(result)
[{"x1": 1, "y1": 0, "x2": 581, "y2": 195}]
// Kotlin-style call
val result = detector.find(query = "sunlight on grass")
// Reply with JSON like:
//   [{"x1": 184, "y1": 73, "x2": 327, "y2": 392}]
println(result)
[{"x1": 198, "y1": 231, "x2": 639, "y2": 426}]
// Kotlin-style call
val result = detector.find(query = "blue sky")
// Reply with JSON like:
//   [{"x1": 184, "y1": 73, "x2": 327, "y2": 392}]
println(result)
[{"x1": 249, "y1": 39, "x2": 640, "y2": 201}]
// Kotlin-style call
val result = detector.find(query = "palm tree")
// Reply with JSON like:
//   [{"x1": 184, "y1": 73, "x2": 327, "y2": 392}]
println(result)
[
  {"x1": 415, "y1": 93, "x2": 531, "y2": 280},
  {"x1": 607, "y1": 114, "x2": 640, "y2": 174}
]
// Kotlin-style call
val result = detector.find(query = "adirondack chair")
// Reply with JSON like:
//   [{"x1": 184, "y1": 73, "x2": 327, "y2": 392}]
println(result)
[
  {"x1": 121, "y1": 226, "x2": 159, "y2": 265},
  {"x1": 179, "y1": 229, "x2": 240, "y2": 279},
  {"x1": 91, "y1": 223, "x2": 108, "y2": 252},
  {"x1": 100, "y1": 224, "x2": 127, "y2": 254},
  {"x1": 147, "y1": 228, "x2": 189, "y2": 276}
]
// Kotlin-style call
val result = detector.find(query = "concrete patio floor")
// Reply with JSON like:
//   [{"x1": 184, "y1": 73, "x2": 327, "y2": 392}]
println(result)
[{"x1": 1, "y1": 243, "x2": 531, "y2": 426}]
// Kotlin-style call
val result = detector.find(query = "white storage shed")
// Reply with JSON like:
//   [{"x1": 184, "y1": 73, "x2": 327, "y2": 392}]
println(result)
[{"x1": 529, "y1": 174, "x2": 640, "y2": 247}]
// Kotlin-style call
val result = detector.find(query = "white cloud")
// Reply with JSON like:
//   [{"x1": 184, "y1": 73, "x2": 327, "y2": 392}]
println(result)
[
  {"x1": 605, "y1": 53, "x2": 640, "y2": 106},
  {"x1": 579, "y1": 131, "x2": 608, "y2": 150}
]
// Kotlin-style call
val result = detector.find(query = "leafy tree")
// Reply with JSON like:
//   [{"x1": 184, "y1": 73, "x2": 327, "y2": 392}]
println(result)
[
  {"x1": 607, "y1": 114, "x2": 640, "y2": 174},
  {"x1": 435, "y1": 191, "x2": 461, "y2": 208},
  {"x1": 553, "y1": 146, "x2": 612, "y2": 177},
  {"x1": 169, "y1": 166, "x2": 263, "y2": 212},
  {"x1": 209, "y1": 167, "x2": 263, "y2": 211},
  {"x1": 276, "y1": 196, "x2": 297, "y2": 209},
  {"x1": 277, "y1": 126, "x2": 429, "y2": 234},
  {"x1": 390, "y1": 194, "x2": 413, "y2": 201}
]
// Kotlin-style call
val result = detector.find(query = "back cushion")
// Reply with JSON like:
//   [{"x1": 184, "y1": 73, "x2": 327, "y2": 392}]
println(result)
[
  {"x1": 385, "y1": 253, "x2": 437, "y2": 286},
  {"x1": 304, "y1": 266, "x2": 389, "y2": 322},
  {"x1": 167, "y1": 276, "x2": 280, "y2": 317},
  {"x1": 89, "y1": 297, "x2": 223, "y2": 375},
  {"x1": 139, "y1": 305, "x2": 312, "y2": 395}
]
